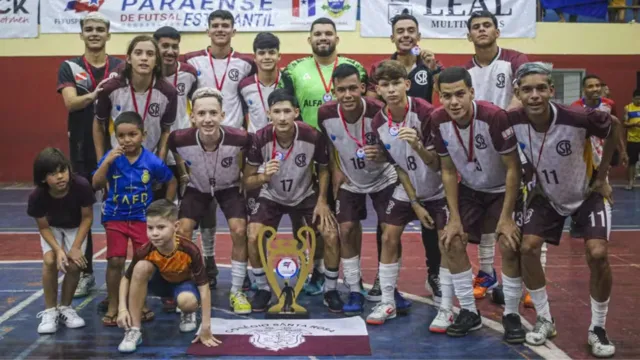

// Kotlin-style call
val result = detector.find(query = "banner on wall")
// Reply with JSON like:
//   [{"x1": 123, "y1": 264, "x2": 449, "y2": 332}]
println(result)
[
  {"x1": 0, "y1": 0, "x2": 39, "y2": 38},
  {"x1": 360, "y1": 0, "x2": 536, "y2": 38},
  {"x1": 41, "y1": 0, "x2": 357, "y2": 33}
]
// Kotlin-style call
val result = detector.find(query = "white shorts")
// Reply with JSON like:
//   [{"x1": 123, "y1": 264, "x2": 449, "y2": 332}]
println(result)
[{"x1": 40, "y1": 227, "x2": 87, "y2": 255}]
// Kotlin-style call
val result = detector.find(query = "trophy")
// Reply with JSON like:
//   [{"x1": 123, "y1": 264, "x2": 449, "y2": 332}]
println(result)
[{"x1": 257, "y1": 224, "x2": 316, "y2": 319}]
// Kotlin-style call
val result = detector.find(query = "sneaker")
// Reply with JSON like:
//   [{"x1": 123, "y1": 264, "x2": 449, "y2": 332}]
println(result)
[
  {"x1": 303, "y1": 269, "x2": 325, "y2": 296},
  {"x1": 395, "y1": 289, "x2": 412, "y2": 313},
  {"x1": 204, "y1": 256, "x2": 218, "y2": 289},
  {"x1": 118, "y1": 328, "x2": 142, "y2": 353},
  {"x1": 429, "y1": 308, "x2": 454, "y2": 333},
  {"x1": 229, "y1": 291, "x2": 252, "y2": 315},
  {"x1": 343, "y1": 292, "x2": 365, "y2": 316},
  {"x1": 502, "y1": 313, "x2": 526, "y2": 344},
  {"x1": 491, "y1": 285, "x2": 505, "y2": 305},
  {"x1": 58, "y1": 306, "x2": 85, "y2": 329},
  {"x1": 446, "y1": 309, "x2": 482, "y2": 337},
  {"x1": 37, "y1": 308, "x2": 59, "y2": 334},
  {"x1": 251, "y1": 290, "x2": 272, "y2": 312},
  {"x1": 426, "y1": 273, "x2": 442, "y2": 305},
  {"x1": 473, "y1": 269, "x2": 499, "y2": 299},
  {"x1": 526, "y1": 316, "x2": 557, "y2": 345},
  {"x1": 588, "y1": 326, "x2": 615, "y2": 358},
  {"x1": 242, "y1": 274, "x2": 252, "y2": 292},
  {"x1": 73, "y1": 273, "x2": 95, "y2": 298},
  {"x1": 179, "y1": 312, "x2": 197, "y2": 333},
  {"x1": 366, "y1": 275, "x2": 382, "y2": 302},
  {"x1": 366, "y1": 302, "x2": 396, "y2": 325},
  {"x1": 322, "y1": 290, "x2": 343, "y2": 313}
]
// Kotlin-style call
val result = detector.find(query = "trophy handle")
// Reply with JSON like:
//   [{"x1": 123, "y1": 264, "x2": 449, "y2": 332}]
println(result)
[
  {"x1": 292, "y1": 224, "x2": 316, "y2": 300},
  {"x1": 257, "y1": 226, "x2": 282, "y2": 299}
]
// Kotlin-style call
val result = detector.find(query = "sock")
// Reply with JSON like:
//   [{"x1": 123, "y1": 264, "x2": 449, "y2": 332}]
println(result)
[
  {"x1": 379, "y1": 262, "x2": 398, "y2": 304},
  {"x1": 230, "y1": 260, "x2": 247, "y2": 293},
  {"x1": 502, "y1": 274, "x2": 522, "y2": 315},
  {"x1": 341, "y1": 256, "x2": 362, "y2": 293},
  {"x1": 527, "y1": 286, "x2": 552, "y2": 321},
  {"x1": 452, "y1": 269, "x2": 477, "y2": 314},
  {"x1": 540, "y1": 243, "x2": 548, "y2": 273},
  {"x1": 200, "y1": 227, "x2": 216, "y2": 257},
  {"x1": 590, "y1": 297, "x2": 609, "y2": 330},
  {"x1": 478, "y1": 233, "x2": 496, "y2": 274},
  {"x1": 324, "y1": 267, "x2": 339, "y2": 292},
  {"x1": 251, "y1": 268, "x2": 270, "y2": 291},
  {"x1": 439, "y1": 267, "x2": 453, "y2": 311},
  {"x1": 314, "y1": 259, "x2": 325, "y2": 274}
]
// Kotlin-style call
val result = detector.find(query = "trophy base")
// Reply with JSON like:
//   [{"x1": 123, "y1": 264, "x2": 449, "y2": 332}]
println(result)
[{"x1": 265, "y1": 311, "x2": 310, "y2": 319}]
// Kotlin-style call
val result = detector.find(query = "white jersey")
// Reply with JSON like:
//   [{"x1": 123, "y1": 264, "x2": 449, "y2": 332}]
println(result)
[{"x1": 164, "y1": 62, "x2": 198, "y2": 165}]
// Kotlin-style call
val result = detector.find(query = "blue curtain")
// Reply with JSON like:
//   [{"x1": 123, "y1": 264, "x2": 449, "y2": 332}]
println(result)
[{"x1": 540, "y1": 0, "x2": 609, "y2": 19}]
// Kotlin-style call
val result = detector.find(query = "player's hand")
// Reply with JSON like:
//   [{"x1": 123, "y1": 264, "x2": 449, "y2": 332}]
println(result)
[
  {"x1": 496, "y1": 216, "x2": 521, "y2": 252},
  {"x1": 419, "y1": 49, "x2": 438, "y2": 71},
  {"x1": 313, "y1": 201, "x2": 337, "y2": 231},
  {"x1": 364, "y1": 145, "x2": 383, "y2": 162},
  {"x1": 90, "y1": 78, "x2": 110, "y2": 99},
  {"x1": 590, "y1": 178, "x2": 613, "y2": 205},
  {"x1": 620, "y1": 152, "x2": 629, "y2": 168},
  {"x1": 106, "y1": 146, "x2": 124, "y2": 164},
  {"x1": 397, "y1": 127, "x2": 421, "y2": 150},
  {"x1": 67, "y1": 246, "x2": 87, "y2": 269},
  {"x1": 264, "y1": 159, "x2": 280, "y2": 179},
  {"x1": 179, "y1": 174, "x2": 190, "y2": 197},
  {"x1": 332, "y1": 169, "x2": 349, "y2": 199},
  {"x1": 193, "y1": 327, "x2": 222, "y2": 347},
  {"x1": 441, "y1": 219, "x2": 465, "y2": 252},
  {"x1": 117, "y1": 309, "x2": 132, "y2": 329},
  {"x1": 55, "y1": 249, "x2": 69, "y2": 273},
  {"x1": 412, "y1": 203, "x2": 435, "y2": 229}
]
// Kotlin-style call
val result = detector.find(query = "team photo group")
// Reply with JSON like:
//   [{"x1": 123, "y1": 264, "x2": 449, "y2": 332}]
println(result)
[{"x1": 29, "y1": 7, "x2": 622, "y2": 358}]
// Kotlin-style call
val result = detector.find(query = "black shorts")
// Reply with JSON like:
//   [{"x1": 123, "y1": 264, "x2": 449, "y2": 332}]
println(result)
[{"x1": 627, "y1": 141, "x2": 640, "y2": 165}]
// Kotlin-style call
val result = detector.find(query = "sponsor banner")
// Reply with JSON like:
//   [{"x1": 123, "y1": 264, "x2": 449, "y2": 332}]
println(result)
[
  {"x1": 40, "y1": 0, "x2": 356, "y2": 33},
  {"x1": 187, "y1": 317, "x2": 371, "y2": 356},
  {"x1": 0, "y1": 0, "x2": 38, "y2": 39},
  {"x1": 360, "y1": 0, "x2": 536, "y2": 39}
]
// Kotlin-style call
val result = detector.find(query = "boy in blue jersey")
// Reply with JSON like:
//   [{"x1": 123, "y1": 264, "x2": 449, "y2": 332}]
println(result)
[{"x1": 93, "y1": 111, "x2": 177, "y2": 326}]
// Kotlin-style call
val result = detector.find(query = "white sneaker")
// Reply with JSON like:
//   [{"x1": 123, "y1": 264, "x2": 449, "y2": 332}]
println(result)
[
  {"x1": 365, "y1": 302, "x2": 396, "y2": 325},
  {"x1": 118, "y1": 328, "x2": 142, "y2": 353},
  {"x1": 429, "y1": 308, "x2": 454, "y2": 333},
  {"x1": 37, "y1": 308, "x2": 59, "y2": 334},
  {"x1": 180, "y1": 312, "x2": 197, "y2": 333},
  {"x1": 74, "y1": 273, "x2": 95, "y2": 298},
  {"x1": 58, "y1": 306, "x2": 85, "y2": 328},
  {"x1": 526, "y1": 316, "x2": 557, "y2": 345},
  {"x1": 588, "y1": 326, "x2": 615, "y2": 358}
]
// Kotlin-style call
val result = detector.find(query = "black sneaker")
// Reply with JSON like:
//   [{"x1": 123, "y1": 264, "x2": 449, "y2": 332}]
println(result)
[
  {"x1": 251, "y1": 290, "x2": 272, "y2": 312},
  {"x1": 242, "y1": 274, "x2": 252, "y2": 291},
  {"x1": 204, "y1": 256, "x2": 218, "y2": 289},
  {"x1": 366, "y1": 275, "x2": 381, "y2": 302},
  {"x1": 491, "y1": 285, "x2": 505, "y2": 305},
  {"x1": 323, "y1": 290, "x2": 344, "y2": 313},
  {"x1": 503, "y1": 313, "x2": 526, "y2": 344},
  {"x1": 427, "y1": 273, "x2": 442, "y2": 300},
  {"x1": 446, "y1": 309, "x2": 482, "y2": 337}
]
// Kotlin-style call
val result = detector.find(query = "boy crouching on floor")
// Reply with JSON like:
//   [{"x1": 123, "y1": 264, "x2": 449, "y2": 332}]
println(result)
[{"x1": 116, "y1": 199, "x2": 220, "y2": 353}]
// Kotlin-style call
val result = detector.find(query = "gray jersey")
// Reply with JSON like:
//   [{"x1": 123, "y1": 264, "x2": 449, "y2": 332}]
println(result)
[
  {"x1": 164, "y1": 62, "x2": 198, "y2": 165},
  {"x1": 239, "y1": 73, "x2": 280, "y2": 134}
]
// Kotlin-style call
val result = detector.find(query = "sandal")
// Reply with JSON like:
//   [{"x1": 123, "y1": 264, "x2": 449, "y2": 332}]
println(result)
[
  {"x1": 141, "y1": 309, "x2": 155, "y2": 322},
  {"x1": 102, "y1": 313, "x2": 118, "y2": 327}
]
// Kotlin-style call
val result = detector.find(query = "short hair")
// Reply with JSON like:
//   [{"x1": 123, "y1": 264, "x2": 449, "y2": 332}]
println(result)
[
  {"x1": 114, "y1": 111, "x2": 144, "y2": 132},
  {"x1": 33, "y1": 148, "x2": 71, "y2": 188},
  {"x1": 268, "y1": 89, "x2": 298, "y2": 108},
  {"x1": 153, "y1": 26, "x2": 181, "y2": 42},
  {"x1": 391, "y1": 9, "x2": 419, "y2": 30},
  {"x1": 192, "y1": 87, "x2": 223, "y2": 108},
  {"x1": 374, "y1": 60, "x2": 407, "y2": 82},
  {"x1": 467, "y1": 10, "x2": 498, "y2": 31},
  {"x1": 583, "y1": 74, "x2": 602, "y2": 87},
  {"x1": 146, "y1": 199, "x2": 179, "y2": 221},
  {"x1": 332, "y1": 63, "x2": 361, "y2": 83},
  {"x1": 310, "y1": 17, "x2": 336, "y2": 33},
  {"x1": 80, "y1": 12, "x2": 110, "y2": 31},
  {"x1": 633, "y1": 89, "x2": 640, "y2": 98},
  {"x1": 253, "y1": 32, "x2": 280, "y2": 52},
  {"x1": 437, "y1": 67, "x2": 473, "y2": 88},
  {"x1": 514, "y1": 62, "x2": 554, "y2": 86},
  {"x1": 208, "y1": 10, "x2": 234, "y2": 27}
]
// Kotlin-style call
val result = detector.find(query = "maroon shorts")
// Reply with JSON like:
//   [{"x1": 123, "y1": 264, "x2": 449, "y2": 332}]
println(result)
[
  {"x1": 245, "y1": 187, "x2": 262, "y2": 216},
  {"x1": 459, "y1": 184, "x2": 504, "y2": 244},
  {"x1": 384, "y1": 197, "x2": 449, "y2": 230},
  {"x1": 179, "y1": 186, "x2": 246, "y2": 222},
  {"x1": 105, "y1": 221, "x2": 148, "y2": 259},
  {"x1": 249, "y1": 194, "x2": 317, "y2": 229},
  {"x1": 335, "y1": 185, "x2": 395, "y2": 224},
  {"x1": 523, "y1": 192, "x2": 611, "y2": 245}
]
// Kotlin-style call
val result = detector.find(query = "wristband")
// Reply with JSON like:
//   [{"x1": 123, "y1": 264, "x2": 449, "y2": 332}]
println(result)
[
  {"x1": 118, "y1": 309, "x2": 128, "y2": 313},
  {"x1": 409, "y1": 199, "x2": 419, "y2": 205}
]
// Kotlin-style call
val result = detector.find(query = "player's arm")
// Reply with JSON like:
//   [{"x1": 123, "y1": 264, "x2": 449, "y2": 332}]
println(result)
[
  {"x1": 157, "y1": 125, "x2": 171, "y2": 161},
  {"x1": 191, "y1": 248, "x2": 221, "y2": 347},
  {"x1": 597, "y1": 115, "x2": 621, "y2": 182},
  {"x1": 496, "y1": 150, "x2": 522, "y2": 250},
  {"x1": 67, "y1": 205, "x2": 93, "y2": 269},
  {"x1": 35, "y1": 217, "x2": 70, "y2": 273},
  {"x1": 93, "y1": 149, "x2": 121, "y2": 190},
  {"x1": 197, "y1": 283, "x2": 213, "y2": 336},
  {"x1": 397, "y1": 166, "x2": 435, "y2": 229},
  {"x1": 440, "y1": 156, "x2": 461, "y2": 223},
  {"x1": 243, "y1": 163, "x2": 269, "y2": 190},
  {"x1": 60, "y1": 87, "x2": 102, "y2": 112},
  {"x1": 165, "y1": 176, "x2": 178, "y2": 201},
  {"x1": 93, "y1": 118, "x2": 107, "y2": 161}
]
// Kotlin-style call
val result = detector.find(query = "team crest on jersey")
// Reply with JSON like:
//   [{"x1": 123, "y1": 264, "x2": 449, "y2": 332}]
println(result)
[
  {"x1": 221, "y1": 157, "x2": 233, "y2": 168},
  {"x1": 556, "y1": 140, "x2": 572, "y2": 156},
  {"x1": 141, "y1": 170, "x2": 150, "y2": 184},
  {"x1": 414, "y1": 70, "x2": 429, "y2": 86},
  {"x1": 176, "y1": 83, "x2": 185, "y2": 96},
  {"x1": 474, "y1": 134, "x2": 488, "y2": 149},
  {"x1": 295, "y1": 154, "x2": 307, "y2": 167},
  {"x1": 365, "y1": 132, "x2": 376, "y2": 145},
  {"x1": 496, "y1": 73, "x2": 506, "y2": 89},
  {"x1": 229, "y1": 68, "x2": 240, "y2": 82},
  {"x1": 148, "y1": 103, "x2": 160, "y2": 117}
]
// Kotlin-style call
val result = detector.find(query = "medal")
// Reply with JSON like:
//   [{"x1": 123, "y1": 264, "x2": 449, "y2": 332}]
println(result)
[
  {"x1": 356, "y1": 148, "x2": 365, "y2": 159},
  {"x1": 271, "y1": 126, "x2": 296, "y2": 161},
  {"x1": 323, "y1": 93, "x2": 333, "y2": 103},
  {"x1": 389, "y1": 126, "x2": 399, "y2": 136},
  {"x1": 274, "y1": 151, "x2": 284, "y2": 161},
  {"x1": 315, "y1": 57, "x2": 339, "y2": 105},
  {"x1": 411, "y1": 46, "x2": 421, "y2": 56},
  {"x1": 338, "y1": 100, "x2": 368, "y2": 161},
  {"x1": 386, "y1": 100, "x2": 410, "y2": 137}
]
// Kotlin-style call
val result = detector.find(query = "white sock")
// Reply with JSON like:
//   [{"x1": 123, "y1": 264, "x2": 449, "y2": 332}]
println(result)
[
  {"x1": 452, "y1": 269, "x2": 477, "y2": 314},
  {"x1": 200, "y1": 227, "x2": 216, "y2": 257},
  {"x1": 324, "y1": 267, "x2": 339, "y2": 292},
  {"x1": 341, "y1": 256, "x2": 362, "y2": 292},
  {"x1": 502, "y1": 274, "x2": 522, "y2": 315},
  {"x1": 439, "y1": 267, "x2": 453, "y2": 311},
  {"x1": 314, "y1": 259, "x2": 325, "y2": 274},
  {"x1": 527, "y1": 286, "x2": 552, "y2": 321},
  {"x1": 590, "y1": 297, "x2": 609, "y2": 330},
  {"x1": 478, "y1": 234, "x2": 496, "y2": 274},
  {"x1": 379, "y1": 262, "x2": 398, "y2": 304},
  {"x1": 251, "y1": 267, "x2": 270, "y2": 291},
  {"x1": 230, "y1": 260, "x2": 247, "y2": 293},
  {"x1": 540, "y1": 243, "x2": 548, "y2": 272}
]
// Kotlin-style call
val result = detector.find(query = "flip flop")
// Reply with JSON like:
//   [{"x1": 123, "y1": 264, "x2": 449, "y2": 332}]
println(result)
[
  {"x1": 141, "y1": 309, "x2": 155, "y2": 322},
  {"x1": 102, "y1": 314, "x2": 118, "y2": 327}
]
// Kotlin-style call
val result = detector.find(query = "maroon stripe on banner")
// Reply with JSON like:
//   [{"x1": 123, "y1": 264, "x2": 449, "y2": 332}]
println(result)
[{"x1": 187, "y1": 335, "x2": 371, "y2": 356}]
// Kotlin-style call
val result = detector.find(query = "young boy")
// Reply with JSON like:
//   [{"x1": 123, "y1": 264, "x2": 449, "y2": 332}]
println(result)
[
  {"x1": 116, "y1": 200, "x2": 220, "y2": 353},
  {"x1": 27, "y1": 147, "x2": 94, "y2": 334},
  {"x1": 93, "y1": 111, "x2": 177, "y2": 326}
]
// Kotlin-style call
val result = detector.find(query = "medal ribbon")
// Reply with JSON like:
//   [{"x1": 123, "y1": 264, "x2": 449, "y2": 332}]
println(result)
[
  {"x1": 82, "y1": 55, "x2": 110, "y2": 91},
  {"x1": 338, "y1": 101, "x2": 366, "y2": 148},
  {"x1": 208, "y1": 49, "x2": 233, "y2": 91},
  {"x1": 314, "y1": 57, "x2": 339, "y2": 97},
  {"x1": 271, "y1": 126, "x2": 296, "y2": 161},
  {"x1": 256, "y1": 72, "x2": 280, "y2": 113},
  {"x1": 129, "y1": 79, "x2": 154, "y2": 123},
  {"x1": 387, "y1": 100, "x2": 410, "y2": 130}
]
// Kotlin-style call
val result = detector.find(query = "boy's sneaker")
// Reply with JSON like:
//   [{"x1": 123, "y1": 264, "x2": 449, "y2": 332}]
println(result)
[
  {"x1": 179, "y1": 312, "x2": 197, "y2": 333},
  {"x1": 446, "y1": 309, "x2": 482, "y2": 337},
  {"x1": 230, "y1": 291, "x2": 252, "y2": 314},
  {"x1": 73, "y1": 273, "x2": 95, "y2": 298},
  {"x1": 58, "y1": 306, "x2": 85, "y2": 328},
  {"x1": 343, "y1": 292, "x2": 365, "y2": 316},
  {"x1": 37, "y1": 308, "x2": 59, "y2": 334},
  {"x1": 366, "y1": 303, "x2": 396, "y2": 325},
  {"x1": 473, "y1": 269, "x2": 498, "y2": 298},
  {"x1": 526, "y1": 316, "x2": 557, "y2": 345},
  {"x1": 303, "y1": 269, "x2": 325, "y2": 296},
  {"x1": 588, "y1": 326, "x2": 615, "y2": 358},
  {"x1": 395, "y1": 289, "x2": 412, "y2": 313},
  {"x1": 251, "y1": 290, "x2": 272, "y2": 312},
  {"x1": 429, "y1": 308, "x2": 454, "y2": 333},
  {"x1": 118, "y1": 328, "x2": 142, "y2": 353},
  {"x1": 322, "y1": 290, "x2": 343, "y2": 313},
  {"x1": 502, "y1": 313, "x2": 526, "y2": 344},
  {"x1": 366, "y1": 275, "x2": 382, "y2": 302}
]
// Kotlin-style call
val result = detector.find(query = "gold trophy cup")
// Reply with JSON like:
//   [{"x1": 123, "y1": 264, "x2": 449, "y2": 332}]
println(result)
[{"x1": 257, "y1": 224, "x2": 316, "y2": 319}]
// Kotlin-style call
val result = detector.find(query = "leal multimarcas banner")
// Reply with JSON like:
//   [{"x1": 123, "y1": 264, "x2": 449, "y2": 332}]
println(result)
[
  {"x1": 360, "y1": 0, "x2": 536, "y2": 38},
  {"x1": 0, "y1": 0, "x2": 39, "y2": 39}
]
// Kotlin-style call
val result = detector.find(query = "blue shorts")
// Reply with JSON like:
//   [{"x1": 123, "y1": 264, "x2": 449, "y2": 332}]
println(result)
[{"x1": 148, "y1": 271, "x2": 200, "y2": 302}]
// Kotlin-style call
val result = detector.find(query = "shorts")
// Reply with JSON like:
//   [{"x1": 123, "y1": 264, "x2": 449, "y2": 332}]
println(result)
[
  {"x1": 335, "y1": 185, "x2": 395, "y2": 224},
  {"x1": 152, "y1": 165, "x2": 180, "y2": 200},
  {"x1": 627, "y1": 142, "x2": 640, "y2": 165},
  {"x1": 148, "y1": 271, "x2": 200, "y2": 302},
  {"x1": 179, "y1": 186, "x2": 246, "y2": 223},
  {"x1": 458, "y1": 184, "x2": 505, "y2": 244},
  {"x1": 245, "y1": 187, "x2": 262, "y2": 216},
  {"x1": 384, "y1": 197, "x2": 449, "y2": 230},
  {"x1": 104, "y1": 221, "x2": 148, "y2": 258},
  {"x1": 249, "y1": 194, "x2": 317, "y2": 229},
  {"x1": 523, "y1": 192, "x2": 611, "y2": 245},
  {"x1": 40, "y1": 227, "x2": 88, "y2": 254}
]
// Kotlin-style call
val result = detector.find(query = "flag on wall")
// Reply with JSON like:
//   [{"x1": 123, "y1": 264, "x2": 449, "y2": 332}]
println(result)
[{"x1": 292, "y1": 0, "x2": 317, "y2": 17}]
